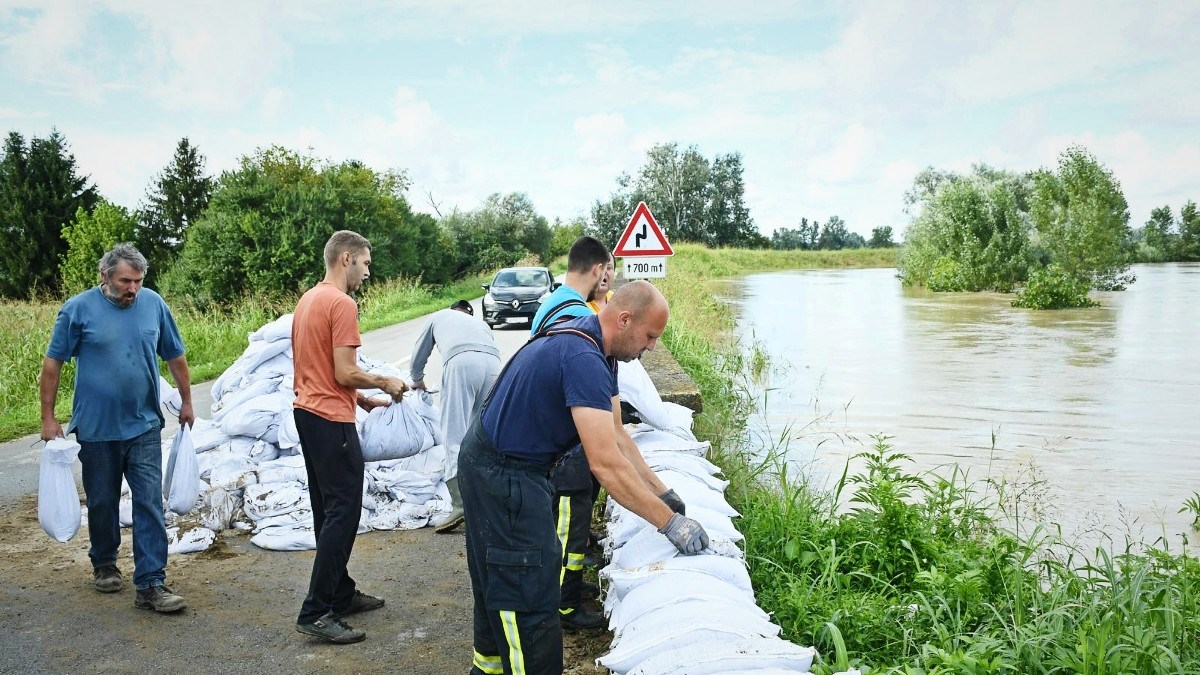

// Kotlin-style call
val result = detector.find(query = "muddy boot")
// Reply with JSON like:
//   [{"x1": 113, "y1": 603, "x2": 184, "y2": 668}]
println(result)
[{"x1": 432, "y1": 477, "x2": 465, "y2": 533}]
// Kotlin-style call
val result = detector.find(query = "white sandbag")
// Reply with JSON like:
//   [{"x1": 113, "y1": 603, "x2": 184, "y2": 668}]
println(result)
[
  {"x1": 614, "y1": 600, "x2": 780, "y2": 643},
  {"x1": 248, "y1": 313, "x2": 292, "y2": 343},
  {"x1": 255, "y1": 464, "x2": 308, "y2": 485},
  {"x1": 610, "y1": 575, "x2": 767, "y2": 628},
  {"x1": 119, "y1": 496, "x2": 133, "y2": 527},
  {"x1": 163, "y1": 425, "x2": 200, "y2": 515},
  {"x1": 369, "y1": 444, "x2": 446, "y2": 480},
  {"x1": 617, "y1": 359, "x2": 695, "y2": 441},
  {"x1": 38, "y1": 438, "x2": 82, "y2": 543},
  {"x1": 368, "y1": 466, "x2": 437, "y2": 504},
  {"x1": 211, "y1": 338, "x2": 292, "y2": 403},
  {"x1": 277, "y1": 407, "x2": 300, "y2": 449},
  {"x1": 242, "y1": 480, "x2": 308, "y2": 521},
  {"x1": 252, "y1": 508, "x2": 313, "y2": 533},
  {"x1": 657, "y1": 467, "x2": 728, "y2": 494},
  {"x1": 623, "y1": 638, "x2": 817, "y2": 675},
  {"x1": 629, "y1": 429, "x2": 710, "y2": 455},
  {"x1": 187, "y1": 418, "x2": 230, "y2": 454},
  {"x1": 166, "y1": 526, "x2": 216, "y2": 554},
  {"x1": 643, "y1": 451, "x2": 721, "y2": 478},
  {"x1": 207, "y1": 455, "x2": 258, "y2": 490},
  {"x1": 653, "y1": 474, "x2": 739, "y2": 517},
  {"x1": 609, "y1": 531, "x2": 742, "y2": 573},
  {"x1": 212, "y1": 375, "x2": 281, "y2": 420},
  {"x1": 359, "y1": 397, "x2": 436, "y2": 461},
  {"x1": 251, "y1": 523, "x2": 315, "y2": 551},
  {"x1": 248, "y1": 438, "x2": 281, "y2": 463},
  {"x1": 217, "y1": 391, "x2": 292, "y2": 439},
  {"x1": 197, "y1": 486, "x2": 240, "y2": 531},
  {"x1": 368, "y1": 500, "x2": 433, "y2": 530},
  {"x1": 599, "y1": 619, "x2": 782, "y2": 674},
  {"x1": 158, "y1": 375, "x2": 183, "y2": 417},
  {"x1": 602, "y1": 557, "x2": 755, "y2": 604}
]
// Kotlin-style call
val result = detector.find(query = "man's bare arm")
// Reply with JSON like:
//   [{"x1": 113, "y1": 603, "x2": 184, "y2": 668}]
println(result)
[
  {"x1": 166, "y1": 355, "x2": 195, "y2": 429},
  {"x1": 574, "y1": 406, "x2": 673, "y2": 529},
  {"x1": 333, "y1": 346, "x2": 408, "y2": 399},
  {"x1": 611, "y1": 395, "x2": 668, "y2": 494},
  {"x1": 39, "y1": 357, "x2": 65, "y2": 440}
]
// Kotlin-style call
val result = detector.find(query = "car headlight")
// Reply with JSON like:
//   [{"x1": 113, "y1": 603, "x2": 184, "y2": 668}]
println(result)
[
  {"x1": 538, "y1": 290, "x2": 551, "y2": 302},
  {"x1": 483, "y1": 293, "x2": 497, "y2": 307}
]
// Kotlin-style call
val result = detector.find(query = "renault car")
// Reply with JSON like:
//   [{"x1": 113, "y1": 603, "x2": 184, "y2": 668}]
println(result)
[{"x1": 481, "y1": 266, "x2": 559, "y2": 329}]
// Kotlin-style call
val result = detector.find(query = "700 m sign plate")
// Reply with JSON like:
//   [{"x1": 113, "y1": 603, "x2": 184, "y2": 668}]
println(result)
[{"x1": 623, "y1": 257, "x2": 666, "y2": 279}]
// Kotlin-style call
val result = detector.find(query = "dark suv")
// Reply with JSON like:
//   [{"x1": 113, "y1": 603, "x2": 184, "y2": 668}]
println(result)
[{"x1": 481, "y1": 266, "x2": 559, "y2": 329}]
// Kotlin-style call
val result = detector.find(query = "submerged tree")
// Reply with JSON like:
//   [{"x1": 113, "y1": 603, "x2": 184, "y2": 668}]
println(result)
[{"x1": 1029, "y1": 146, "x2": 1135, "y2": 291}]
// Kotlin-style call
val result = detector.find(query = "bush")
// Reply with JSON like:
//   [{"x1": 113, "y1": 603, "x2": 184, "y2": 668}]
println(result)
[
  {"x1": 59, "y1": 202, "x2": 138, "y2": 296},
  {"x1": 1012, "y1": 264, "x2": 1098, "y2": 309},
  {"x1": 167, "y1": 147, "x2": 453, "y2": 304}
]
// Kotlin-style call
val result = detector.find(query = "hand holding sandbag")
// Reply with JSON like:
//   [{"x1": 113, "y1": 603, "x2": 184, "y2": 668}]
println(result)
[
  {"x1": 658, "y1": 513, "x2": 709, "y2": 555},
  {"x1": 658, "y1": 488, "x2": 686, "y2": 515}
]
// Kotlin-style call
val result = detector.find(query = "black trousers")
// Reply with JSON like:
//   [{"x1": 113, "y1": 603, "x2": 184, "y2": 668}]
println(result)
[
  {"x1": 460, "y1": 419, "x2": 563, "y2": 675},
  {"x1": 551, "y1": 447, "x2": 594, "y2": 612},
  {"x1": 293, "y1": 408, "x2": 365, "y2": 624}
]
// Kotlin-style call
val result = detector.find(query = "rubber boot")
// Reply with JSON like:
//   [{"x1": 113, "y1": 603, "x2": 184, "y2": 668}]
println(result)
[{"x1": 433, "y1": 477, "x2": 465, "y2": 533}]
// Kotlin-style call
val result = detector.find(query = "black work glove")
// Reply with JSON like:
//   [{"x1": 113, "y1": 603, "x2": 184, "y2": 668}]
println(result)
[
  {"x1": 658, "y1": 488, "x2": 686, "y2": 515},
  {"x1": 658, "y1": 513, "x2": 709, "y2": 555}
]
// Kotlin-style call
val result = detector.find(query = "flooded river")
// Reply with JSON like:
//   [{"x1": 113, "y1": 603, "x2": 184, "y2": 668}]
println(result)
[{"x1": 722, "y1": 263, "x2": 1199, "y2": 551}]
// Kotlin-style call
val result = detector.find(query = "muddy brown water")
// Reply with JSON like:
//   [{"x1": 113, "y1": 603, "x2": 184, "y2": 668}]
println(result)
[{"x1": 723, "y1": 263, "x2": 1200, "y2": 551}]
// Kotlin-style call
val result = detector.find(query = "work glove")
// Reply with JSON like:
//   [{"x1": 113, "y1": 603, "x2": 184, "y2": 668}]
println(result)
[
  {"x1": 658, "y1": 488, "x2": 686, "y2": 515},
  {"x1": 658, "y1": 513, "x2": 709, "y2": 555}
]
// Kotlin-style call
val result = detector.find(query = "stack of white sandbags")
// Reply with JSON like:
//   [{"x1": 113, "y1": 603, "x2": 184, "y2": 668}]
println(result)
[
  {"x1": 120, "y1": 314, "x2": 454, "y2": 553},
  {"x1": 596, "y1": 423, "x2": 857, "y2": 674}
]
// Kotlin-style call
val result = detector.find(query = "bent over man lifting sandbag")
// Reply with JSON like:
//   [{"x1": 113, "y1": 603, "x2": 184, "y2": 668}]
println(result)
[{"x1": 458, "y1": 279, "x2": 709, "y2": 675}]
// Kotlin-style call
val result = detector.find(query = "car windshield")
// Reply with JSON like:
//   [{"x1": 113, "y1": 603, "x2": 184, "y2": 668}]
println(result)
[{"x1": 492, "y1": 270, "x2": 547, "y2": 288}]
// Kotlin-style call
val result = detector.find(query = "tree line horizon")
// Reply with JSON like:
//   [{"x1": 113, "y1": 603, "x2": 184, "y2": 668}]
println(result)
[{"x1": 2, "y1": 129, "x2": 1195, "y2": 309}]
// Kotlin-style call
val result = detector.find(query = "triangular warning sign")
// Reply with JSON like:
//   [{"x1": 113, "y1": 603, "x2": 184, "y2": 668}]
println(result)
[{"x1": 613, "y1": 202, "x2": 674, "y2": 257}]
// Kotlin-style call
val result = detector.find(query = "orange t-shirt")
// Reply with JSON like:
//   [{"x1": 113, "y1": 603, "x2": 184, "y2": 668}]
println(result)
[{"x1": 292, "y1": 281, "x2": 362, "y2": 422}]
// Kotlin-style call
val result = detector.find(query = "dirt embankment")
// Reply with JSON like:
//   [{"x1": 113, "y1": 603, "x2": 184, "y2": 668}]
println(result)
[{"x1": 0, "y1": 496, "x2": 609, "y2": 675}]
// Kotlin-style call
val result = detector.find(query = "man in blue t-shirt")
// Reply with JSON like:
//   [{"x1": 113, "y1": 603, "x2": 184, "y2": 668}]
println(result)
[
  {"x1": 459, "y1": 280, "x2": 709, "y2": 675},
  {"x1": 40, "y1": 244, "x2": 193, "y2": 614}
]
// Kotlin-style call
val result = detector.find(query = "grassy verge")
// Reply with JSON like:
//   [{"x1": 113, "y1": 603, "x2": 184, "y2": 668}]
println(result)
[
  {"x1": 655, "y1": 244, "x2": 1200, "y2": 674},
  {"x1": 0, "y1": 273, "x2": 492, "y2": 442}
]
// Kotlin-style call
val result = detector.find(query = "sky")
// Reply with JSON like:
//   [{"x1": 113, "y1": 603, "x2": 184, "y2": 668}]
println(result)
[{"x1": 2, "y1": 1, "x2": 1198, "y2": 239}]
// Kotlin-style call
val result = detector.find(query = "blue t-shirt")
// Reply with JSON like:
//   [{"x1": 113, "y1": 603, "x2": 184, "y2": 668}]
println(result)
[
  {"x1": 46, "y1": 286, "x2": 186, "y2": 442},
  {"x1": 529, "y1": 284, "x2": 592, "y2": 335},
  {"x1": 483, "y1": 314, "x2": 617, "y2": 462}
]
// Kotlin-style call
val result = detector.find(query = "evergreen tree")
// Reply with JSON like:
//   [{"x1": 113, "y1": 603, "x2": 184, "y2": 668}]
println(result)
[
  {"x1": 138, "y1": 137, "x2": 212, "y2": 287},
  {"x1": 0, "y1": 129, "x2": 98, "y2": 299}
]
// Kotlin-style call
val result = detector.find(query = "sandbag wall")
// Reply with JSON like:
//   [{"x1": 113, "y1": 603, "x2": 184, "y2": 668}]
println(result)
[
  {"x1": 117, "y1": 314, "x2": 455, "y2": 554},
  {"x1": 594, "y1": 431, "x2": 860, "y2": 672}
]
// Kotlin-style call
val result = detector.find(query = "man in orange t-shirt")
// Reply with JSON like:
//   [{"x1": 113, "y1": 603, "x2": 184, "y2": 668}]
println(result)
[{"x1": 291, "y1": 230, "x2": 408, "y2": 645}]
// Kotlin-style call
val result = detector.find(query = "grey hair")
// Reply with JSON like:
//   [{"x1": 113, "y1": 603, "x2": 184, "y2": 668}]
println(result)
[{"x1": 98, "y1": 243, "x2": 148, "y2": 279}]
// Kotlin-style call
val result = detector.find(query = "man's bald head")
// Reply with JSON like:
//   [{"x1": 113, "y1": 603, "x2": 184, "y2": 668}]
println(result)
[{"x1": 599, "y1": 280, "x2": 669, "y2": 362}]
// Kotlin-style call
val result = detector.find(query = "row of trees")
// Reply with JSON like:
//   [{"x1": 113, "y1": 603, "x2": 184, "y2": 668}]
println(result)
[
  {"x1": 589, "y1": 143, "x2": 767, "y2": 248},
  {"x1": 897, "y1": 146, "x2": 1162, "y2": 308},
  {"x1": 1136, "y1": 202, "x2": 1200, "y2": 262},
  {"x1": 769, "y1": 218, "x2": 896, "y2": 250}
]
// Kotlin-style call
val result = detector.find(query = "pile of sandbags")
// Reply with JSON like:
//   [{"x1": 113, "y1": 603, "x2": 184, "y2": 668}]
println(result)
[
  {"x1": 115, "y1": 313, "x2": 453, "y2": 554},
  {"x1": 596, "y1": 425, "x2": 859, "y2": 675}
]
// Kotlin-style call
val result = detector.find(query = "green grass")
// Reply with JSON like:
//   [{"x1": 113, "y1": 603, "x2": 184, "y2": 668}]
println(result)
[{"x1": 652, "y1": 244, "x2": 1200, "y2": 674}]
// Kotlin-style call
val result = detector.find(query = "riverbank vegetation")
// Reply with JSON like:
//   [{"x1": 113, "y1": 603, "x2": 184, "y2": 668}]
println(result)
[{"x1": 658, "y1": 247, "x2": 1200, "y2": 673}]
